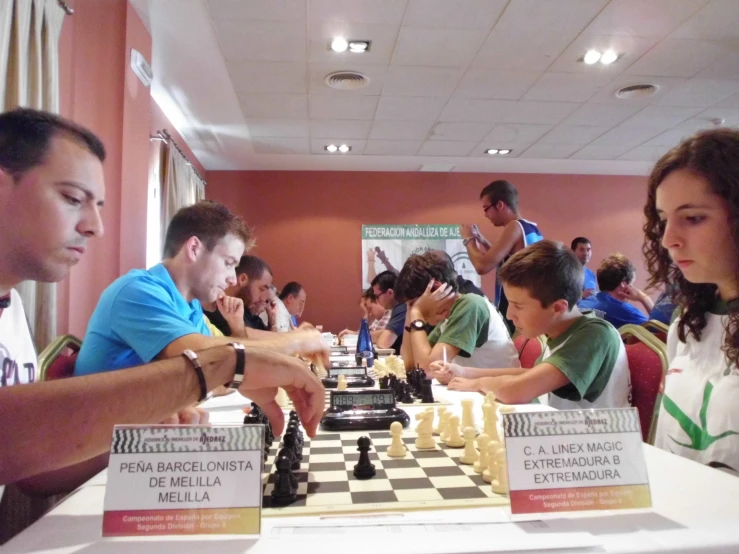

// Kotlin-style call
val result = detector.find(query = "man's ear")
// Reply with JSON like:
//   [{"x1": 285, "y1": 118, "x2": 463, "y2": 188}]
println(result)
[
  {"x1": 551, "y1": 298, "x2": 570, "y2": 317},
  {"x1": 238, "y1": 273, "x2": 249, "y2": 287},
  {"x1": 183, "y1": 236, "x2": 202, "y2": 261}
]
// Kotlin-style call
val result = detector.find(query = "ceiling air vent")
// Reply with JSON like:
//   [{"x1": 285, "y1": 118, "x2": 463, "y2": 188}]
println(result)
[
  {"x1": 183, "y1": 128, "x2": 219, "y2": 145},
  {"x1": 324, "y1": 71, "x2": 370, "y2": 91},
  {"x1": 615, "y1": 84, "x2": 659, "y2": 100}
]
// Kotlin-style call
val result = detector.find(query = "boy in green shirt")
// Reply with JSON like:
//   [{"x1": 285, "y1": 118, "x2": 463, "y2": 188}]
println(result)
[{"x1": 441, "y1": 240, "x2": 631, "y2": 409}]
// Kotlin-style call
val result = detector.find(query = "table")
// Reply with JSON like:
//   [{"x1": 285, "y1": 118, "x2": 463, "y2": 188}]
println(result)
[{"x1": 5, "y1": 387, "x2": 739, "y2": 553}]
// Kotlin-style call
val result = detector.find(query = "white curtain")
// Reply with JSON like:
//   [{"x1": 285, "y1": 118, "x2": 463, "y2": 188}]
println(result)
[
  {"x1": 1, "y1": 0, "x2": 66, "y2": 349},
  {"x1": 160, "y1": 140, "x2": 206, "y2": 248}
]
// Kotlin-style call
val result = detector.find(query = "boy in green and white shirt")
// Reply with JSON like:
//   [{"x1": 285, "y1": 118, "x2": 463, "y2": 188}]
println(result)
[
  {"x1": 439, "y1": 240, "x2": 631, "y2": 409},
  {"x1": 655, "y1": 302, "x2": 739, "y2": 471}
]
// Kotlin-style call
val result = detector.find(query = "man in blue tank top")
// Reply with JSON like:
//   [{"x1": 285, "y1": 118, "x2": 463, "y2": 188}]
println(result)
[{"x1": 461, "y1": 180, "x2": 543, "y2": 333}]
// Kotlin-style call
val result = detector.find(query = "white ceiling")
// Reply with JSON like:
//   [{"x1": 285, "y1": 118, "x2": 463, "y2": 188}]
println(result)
[{"x1": 136, "y1": 0, "x2": 739, "y2": 174}]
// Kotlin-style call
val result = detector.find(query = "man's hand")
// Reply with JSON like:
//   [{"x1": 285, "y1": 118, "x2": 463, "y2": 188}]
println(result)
[
  {"x1": 460, "y1": 224, "x2": 475, "y2": 240},
  {"x1": 410, "y1": 281, "x2": 456, "y2": 321},
  {"x1": 216, "y1": 295, "x2": 245, "y2": 336},
  {"x1": 429, "y1": 360, "x2": 465, "y2": 379},
  {"x1": 160, "y1": 406, "x2": 210, "y2": 425},
  {"x1": 582, "y1": 289, "x2": 596, "y2": 299},
  {"x1": 297, "y1": 321, "x2": 316, "y2": 331},
  {"x1": 238, "y1": 349, "x2": 326, "y2": 438},
  {"x1": 274, "y1": 330, "x2": 330, "y2": 366},
  {"x1": 622, "y1": 284, "x2": 645, "y2": 303},
  {"x1": 447, "y1": 377, "x2": 480, "y2": 392},
  {"x1": 367, "y1": 248, "x2": 376, "y2": 262},
  {"x1": 338, "y1": 329, "x2": 357, "y2": 339},
  {"x1": 266, "y1": 300, "x2": 278, "y2": 327}
]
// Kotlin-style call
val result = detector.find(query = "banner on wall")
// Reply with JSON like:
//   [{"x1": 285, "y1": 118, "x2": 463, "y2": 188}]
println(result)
[{"x1": 361, "y1": 224, "x2": 481, "y2": 289}]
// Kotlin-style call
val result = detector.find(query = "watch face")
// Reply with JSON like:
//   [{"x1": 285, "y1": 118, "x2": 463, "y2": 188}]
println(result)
[{"x1": 412, "y1": 320, "x2": 425, "y2": 329}]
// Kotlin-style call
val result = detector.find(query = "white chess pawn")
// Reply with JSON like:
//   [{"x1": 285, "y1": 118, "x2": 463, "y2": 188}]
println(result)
[
  {"x1": 387, "y1": 421, "x2": 407, "y2": 457},
  {"x1": 473, "y1": 433, "x2": 490, "y2": 474},
  {"x1": 482, "y1": 404, "x2": 499, "y2": 442},
  {"x1": 337, "y1": 374, "x2": 348, "y2": 391},
  {"x1": 482, "y1": 440, "x2": 501, "y2": 483},
  {"x1": 275, "y1": 387, "x2": 290, "y2": 408},
  {"x1": 434, "y1": 408, "x2": 448, "y2": 436},
  {"x1": 439, "y1": 411, "x2": 452, "y2": 441},
  {"x1": 461, "y1": 399, "x2": 475, "y2": 430},
  {"x1": 492, "y1": 448, "x2": 509, "y2": 495},
  {"x1": 444, "y1": 415, "x2": 464, "y2": 448},
  {"x1": 484, "y1": 392, "x2": 496, "y2": 407},
  {"x1": 415, "y1": 411, "x2": 436, "y2": 449},
  {"x1": 459, "y1": 427, "x2": 479, "y2": 464}
]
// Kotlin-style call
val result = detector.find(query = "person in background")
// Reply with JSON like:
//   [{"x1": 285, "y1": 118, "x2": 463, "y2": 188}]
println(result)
[
  {"x1": 396, "y1": 251, "x2": 518, "y2": 377},
  {"x1": 0, "y1": 109, "x2": 326, "y2": 520},
  {"x1": 280, "y1": 281, "x2": 306, "y2": 328},
  {"x1": 462, "y1": 180, "x2": 543, "y2": 333},
  {"x1": 339, "y1": 288, "x2": 391, "y2": 341},
  {"x1": 571, "y1": 237, "x2": 598, "y2": 298},
  {"x1": 644, "y1": 128, "x2": 739, "y2": 473},
  {"x1": 370, "y1": 270, "x2": 407, "y2": 353},
  {"x1": 259, "y1": 285, "x2": 292, "y2": 332},
  {"x1": 433, "y1": 250, "x2": 486, "y2": 298},
  {"x1": 577, "y1": 253, "x2": 653, "y2": 329},
  {"x1": 437, "y1": 240, "x2": 630, "y2": 411},
  {"x1": 649, "y1": 282, "x2": 678, "y2": 326}
]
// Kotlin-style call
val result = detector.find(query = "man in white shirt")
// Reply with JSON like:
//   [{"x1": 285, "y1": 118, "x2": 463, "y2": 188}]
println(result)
[{"x1": 0, "y1": 109, "x2": 327, "y2": 509}]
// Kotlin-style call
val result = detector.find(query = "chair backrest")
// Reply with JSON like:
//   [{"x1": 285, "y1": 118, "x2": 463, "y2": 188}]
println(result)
[
  {"x1": 619, "y1": 325, "x2": 668, "y2": 444},
  {"x1": 38, "y1": 334, "x2": 82, "y2": 381},
  {"x1": 513, "y1": 335, "x2": 544, "y2": 369},
  {"x1": 643, "y1": 319, "x2": 668, "y2": 343}
]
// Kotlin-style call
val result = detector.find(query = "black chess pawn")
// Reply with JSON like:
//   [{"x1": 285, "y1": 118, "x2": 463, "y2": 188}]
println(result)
[
  {"x1": 243, "y1": 414, "x2": 258, "y2": 425},
  {"x1": 401, "y1": 384, "x2": 414, "y2": 404},
  {"x1": 283, "y1": 432, "x2": 302, "y2": 467},
  {"x1": 379, "y1": 375, "x2": 389, "y2": 390},
  {"x1": 276, "y1": 447, "x2": 299, "y2": 490},
  {"x1": 353, "y1": 436, "x2": 376, "y2": 479},
  {"x1": 289, "y1": 410, "x2": 299, "y2": 423},
  {"x1": 420, "y1": 378, "x2": 435, "y2": 403},
  {"x1": 270, "y1": 455, "x2": 297, "y2": 506},
  {"x1": 250, "y1": 402, "x2": 262, "y2": 417},
  {"x1": 286, "y1": 422, "x2": 304, "y2": 450}
]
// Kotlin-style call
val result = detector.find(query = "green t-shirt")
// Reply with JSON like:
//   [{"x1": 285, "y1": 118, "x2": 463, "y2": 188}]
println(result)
[
  {"x1": 538, "y1": 314, "x2": 631, "y2": 410},
  {"x1": 428, "y1": 294, "x2": 491, "y2": 357}
]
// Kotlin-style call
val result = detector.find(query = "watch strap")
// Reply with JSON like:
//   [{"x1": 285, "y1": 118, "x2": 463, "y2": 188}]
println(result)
[
  {"x1": 228, "y1": 342, "x2": 246, "y2": 389},
  {"x1": 182, "y1": 349, "x2": 212, "y2": 403}
]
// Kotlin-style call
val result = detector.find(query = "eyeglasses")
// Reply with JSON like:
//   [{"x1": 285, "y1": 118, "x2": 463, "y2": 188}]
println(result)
[
  {"x1": 482, "y1": 204, "x2": 494, "y2": 214},
  {"x1": 374, "y1": 289, "x2": 388, "y2": 300}
]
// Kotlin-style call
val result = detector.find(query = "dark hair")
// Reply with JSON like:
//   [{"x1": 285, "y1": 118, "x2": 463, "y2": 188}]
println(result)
[
  {"x1": 361, "y1": 287, "x2": 376, "y2": 302},
  {"x1": 371, "y1": 270, "x2": 398, "y2": 293},
  {"x1": 236, "y1": 255, "x2": 272, "y2": 282},
  {"x1": 480, "y1": 180, "x2": 518, "y2": 212},
  {"x1": 0, "y1": 108, "x2": 106, "y2": 176},
  {"x1": 571, "y1": 237, "x2": 591, "y2": 250},
  {"x1": 596, "y1": 253, "x2": 635, "y2": 292},
  {"x1": 279, "y1": 281, "x2": 303, "y2": 300},
  {"x1": 395, "y1": 252, "x2": 459, "y2": 303},
  {"x1": 163, "y1": 200, "x2": 251, "y2": 258},
  {"x1": 498, "y1": 240, "x2": 583, "y2": 309},
  {"x1": 644, "y1": 128, "x2": 739, "y2": 368}
]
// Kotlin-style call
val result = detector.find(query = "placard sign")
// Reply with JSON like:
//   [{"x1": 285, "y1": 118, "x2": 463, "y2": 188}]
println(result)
[
  {"x1": 503, "y1": 408, "x2": 651, "y2": 515},
  {"x1": 102, "y1": 425, "x2": 263, "y2": 536}
]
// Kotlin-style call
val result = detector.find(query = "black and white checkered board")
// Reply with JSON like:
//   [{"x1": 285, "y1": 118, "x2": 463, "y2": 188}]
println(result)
[{"x1": 261, "y1": 428, "x2": 508, "y2": 516}]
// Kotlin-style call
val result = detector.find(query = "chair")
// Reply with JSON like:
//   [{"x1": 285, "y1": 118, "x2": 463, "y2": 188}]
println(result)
[
  {"x1": 513, "y1": 335, "x2": 544, "y2": 369},
  {"x1": 38, "y1": 334, "x2": 81, "y2": 381},
  {"x1": 643, "y1": 319, "x2": 668, "y2": 343},
  {"x1": 619, "y1": 325, "x2": 668, "y2": 444}
]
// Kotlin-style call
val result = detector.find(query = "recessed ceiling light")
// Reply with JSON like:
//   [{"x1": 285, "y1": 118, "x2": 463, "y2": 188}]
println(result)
[
  {"x1": 485, "y1": 149, "x2": 499, "y2": 155},
  {"x1": 600, "y1": 49, "x2": 618, "y2": 65},
  {"x1": 498, "y1": 149, "x2": 511, "y2": 155},
  {"x1": 583, "y1": 49, "x2": 601, "y2": 65},
  {"x1": 325, "y1": 144, "x2": 351, "y2": 153},
  {"x1": 348, "y1": 41, "x2": 369, "y2": 53},
  {"x1": 338, "y1": 144, "x2": 350, "y2": 153},
  {"x1": 330, "y1": 37, "x2": 348, "y2": 53},
  {"x1": 325, "y1": 144, "x2": 338, "y2": 153}
]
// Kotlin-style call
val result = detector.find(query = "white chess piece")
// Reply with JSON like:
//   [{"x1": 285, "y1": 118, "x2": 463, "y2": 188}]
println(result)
[
  {"x1": 314, "y1": 359, "x2": 328, "y2": 378},
  {"x1": 439, "y1": 411, "x2": 452, "y2": 441},
  {"x1": 484, "y1": 392, "x2": 496, "y2": 407},
  {"x1": 275, "y1": 388, "x2": 290, "y2": 408},
  {"x1": 491, "y1": 448, "x2": 509, "y2": 495},
  {"x1": 483, "y1": 404, "x2": 499, "y2": 442},
  {"x1": 434, "y1": 407, "x2": 448, "y2": 435},
  {"x1": 415, "y1": 411, "x2": 436, "y2": 449},
  {"x1": 337, "y1": 374, "x2": 348, "y2": 390},
  {"x1": 461, "y1": 399, "x2": 475, "y2": 430},
  {"x1": 473, "y1": 433, "x2": 490, "y2": 474},
  {"x1": 444, "y1": 415, "x2": 464, "y2": 448},
  {"x1": 387, "y1": 421, "x2": 407, "y2": 457},
  {"x1": 482, "y1": 440, "x2": 501, "y2": 483},
  {"x1": 459, "y1": 427, "x2": 479, "y2": 464}
]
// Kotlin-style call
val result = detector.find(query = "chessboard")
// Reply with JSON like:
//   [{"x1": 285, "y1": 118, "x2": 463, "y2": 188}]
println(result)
[{"x1": 261, "y1": 427, "x2": 509, "y2": 516}]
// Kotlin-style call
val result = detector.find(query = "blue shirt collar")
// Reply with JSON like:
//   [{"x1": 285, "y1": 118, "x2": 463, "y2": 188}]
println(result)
[{"x1": 148, "y1": 263, "x2": 203, "y2": 317}]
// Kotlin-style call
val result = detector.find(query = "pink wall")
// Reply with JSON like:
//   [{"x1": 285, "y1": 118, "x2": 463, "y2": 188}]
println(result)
[{"x1": 207, "y1": 171, "x2": 650, "y2": 332}]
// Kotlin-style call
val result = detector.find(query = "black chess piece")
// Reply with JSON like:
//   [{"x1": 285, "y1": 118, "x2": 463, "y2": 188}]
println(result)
[
  {"x1": 353, "y1": 436, "x2": 376, "y2": 479},
  {"x1": 283, "y1": 432, "x2": 302, "y2": 466},
  {"x1": 243, "y1": 414, "x2": 258, "y2": 425},
  {"x1": 250, "y1": 402, "x2": 262, "y2": 417},
  {"x1": 276, "y1": 447, "x2": 299, "y2": 490},
  {"x1": 420, "y1": 378, "x2": 435, "y2": 403},
  {"x1": 401, "y1": 384, "x2": 414, "y2": 404},
  {"x1": 379, "y1": 375, "x2": 389, "y2": 390},
  {"x1": 289, "y1": 410, "x2": 299, "y2": 423},
  {"x1": 270, "y1": 455, "x2": 297, "y2": 506},
  {"x1": 286, "y1": 421, "x2": 304, "y2": 451}
]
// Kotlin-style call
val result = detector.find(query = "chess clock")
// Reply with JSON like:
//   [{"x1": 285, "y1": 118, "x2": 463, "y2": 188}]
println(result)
[
  {"x1": 320, "y1": 390, "x2": 410, "y2": 432},
  {"x1": 331, "y1": 345, "x2": 349, "y2": 355},
  {"x1": 322, "y1": 365, "x2": 375, "y2": 389}
]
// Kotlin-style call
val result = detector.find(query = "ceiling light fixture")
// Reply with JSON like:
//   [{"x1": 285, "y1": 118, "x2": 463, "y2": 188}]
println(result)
[
  {"x1": 330, "y1": 37, "x2": 348, "y2": 53},
  {"x1": 485, "y1": 148, "x2": 512, "y2": 155},
  {"x1": 348, "y1": 41, "x2": 370, "y2": 53},
  {"x1": 583, "y1": 49, "x2": 601, "y2": 65},
  {"x1": 485, "y1": 149, "x2": 499, "y2": 155},
  {"x1": 600, "y1": 49, "x2": 618, "y2": 65},
  {"x1": 498, "y1": 149, "x2": 511, "y2": 155},
  {"x1": 325, "y1": 144, "x2": 351, "y2": 153}
]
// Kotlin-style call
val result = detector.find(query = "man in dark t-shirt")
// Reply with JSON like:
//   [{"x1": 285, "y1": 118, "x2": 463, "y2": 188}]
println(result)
[{"x1": 371, "y1": 270, "x2": 406, "y2": 354}]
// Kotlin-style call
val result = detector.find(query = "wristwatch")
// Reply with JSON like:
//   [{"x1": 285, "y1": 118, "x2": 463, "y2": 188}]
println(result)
[
  {"x1": 228, "y1": 342, "x2": 246, "y2": 389},
  {"x1": 404, "y1": 319, "x2": 427, "y2": 333},
  {"x1": 462, "y1": 237, "x2": 474, "y2": 246}
]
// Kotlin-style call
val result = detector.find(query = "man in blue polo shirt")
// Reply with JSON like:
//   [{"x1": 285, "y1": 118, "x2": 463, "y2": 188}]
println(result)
[
  {"x1": 75, "y1": 201, "x2": 326, "y2": 376},
  {"x1": 578, "y1": 253, "x2": 653, "y2": 329},
  {"x1": 571, "y1": 237, "x2": 598, "y2": 298}
]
